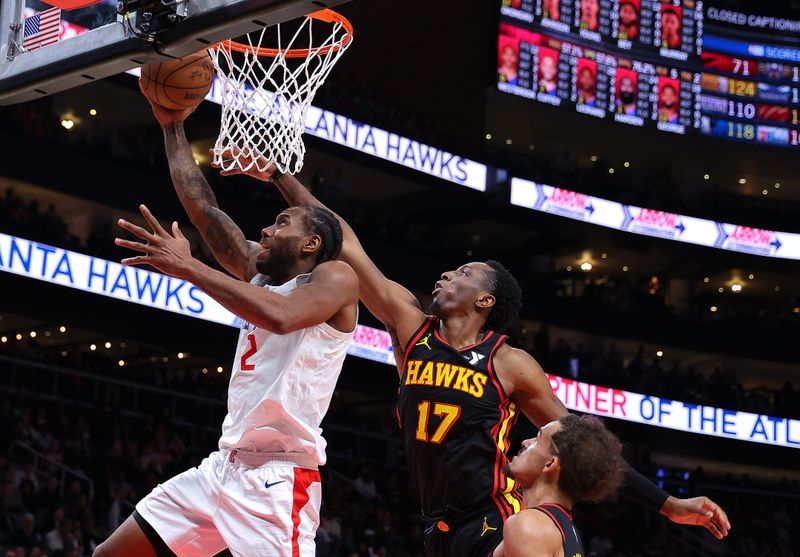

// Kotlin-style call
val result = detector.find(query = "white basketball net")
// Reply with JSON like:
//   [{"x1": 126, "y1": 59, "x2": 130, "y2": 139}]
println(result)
[{"x1": 209, "y1": 13, "x2": 352, "y2": 175}]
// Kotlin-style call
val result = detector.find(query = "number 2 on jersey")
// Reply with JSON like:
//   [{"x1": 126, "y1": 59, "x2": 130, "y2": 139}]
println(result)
[
  {"x1": 415, "y1": 401, "x2": 461, "y2": 444},
  {"x1": 241, "y1": 333, "x2": 258, "y2": 371}
]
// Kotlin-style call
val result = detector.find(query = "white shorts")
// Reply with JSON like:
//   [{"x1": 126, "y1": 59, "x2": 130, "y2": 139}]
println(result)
[{"x1": 135, "y1": 450, "x2": 321, "y2": 557}]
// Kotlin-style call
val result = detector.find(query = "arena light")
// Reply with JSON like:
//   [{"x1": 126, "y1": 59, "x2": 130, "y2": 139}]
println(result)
[
  {"x1": 601, "y1": 253, "x2": 607, "y2": 259},
  {"x1": 775, "y1": 182, "x2": 781, "y2": 189},
  {"x1": 59, "y1": 326, "x2": 66, "y2": 333},
  {"x1": 731, "y1": 283, "x2": 743, "y2": 293},
  {"x1": 485, "y1": 133, "x2": 492, "y2": 140},
  {"x1": 202, "y1": 368, "x2": 209, "y2": 374},
  {"x1": 703, "y1": 174, "x2": 710, "y2": 180},
  {"x1": 748, "y1": 274, "x2": 754, "y2": 280},
  {"x1": 622, "y1": 265, "x2": 629, "y2": 272},
  {"x1": 104, "y1": 341, "x2": 111, "y2": 349},
  {"x1": 177, "y1": 352, "x2": 185, "y2": 359},
  {"x1": 566, "y1": 265, "x2": 572, "y2": 271},
  {"x1": 504, "y1": 138, "x2": 513, "y2": 145},
  {"x1": 774, "y1": 285, "x2": 781, "y2": 292},
  {"x1": 580, "y1": 261, "x2": 593, "y2": 271},
  {"x1": 608, "y1": 168, "x2": 615, "y2": 174},
  {"x1": 89, "y1": 108, "x2": 97, "y2": 116},
  {"x1": 703, "y1": 277, "x2": 709, "y2": 283},
  {"x1": 623, "y1": 161, "x2": 630, "y2": 168},
  {"x1": 656, "y1": 350, "x2": 664, "y2": 357},
  {"x1": 0, "y1": 336, "x2": 6, "y2": 343},
  {"x1": 710, "y1": 306, "x2": 718, "y2": 312},
  {"x1": 738, "y1": 178, "x2": 747, "y2": 184},
  {"x1": 216, "y1": 366, "x2": 223, "y2": 373},
  {"x1": 29, "y1": 331, "x2": 36, "y2": 338},
  {"x1": 118, "y1": 360, "x2": 125, "y2": 367},
  {"x1": 718, "y1": 287, "x2": 724, "y2": 293},
  {"x1": 590, "y1": 155, "x2": 598, "y2": 162},
  {"x1": 762, "y1": 189, "x2": 768, "y2": 195},
  {"x1": 60, "y1": 119, "x2": 74, "y2": 130},
  {"x1": 89, "y1": 344, "x2": 96, "y2": 351},
  {"x1": 15, "y1": 334, "x2": 22, "y2": 340}
]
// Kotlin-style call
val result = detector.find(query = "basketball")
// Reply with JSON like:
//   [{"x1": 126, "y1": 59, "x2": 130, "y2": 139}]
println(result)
[{"x1": 140, "y1": 50, "x2": 215, "y2": 110}]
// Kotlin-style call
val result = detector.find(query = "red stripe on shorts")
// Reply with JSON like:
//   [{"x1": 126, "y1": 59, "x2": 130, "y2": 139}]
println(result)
[{"x1": 291, "y1": 468, "x2": 321, "y2": 557}]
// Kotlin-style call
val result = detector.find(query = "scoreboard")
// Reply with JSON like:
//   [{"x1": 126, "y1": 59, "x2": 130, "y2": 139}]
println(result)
[{"x1": 497, "y1": 0, "x2": 800, "y2": 148}]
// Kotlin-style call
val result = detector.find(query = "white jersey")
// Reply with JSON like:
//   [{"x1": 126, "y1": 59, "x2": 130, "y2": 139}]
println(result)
[{"x1": 218, "y1": 272, "x2": 354, "y2": 466}]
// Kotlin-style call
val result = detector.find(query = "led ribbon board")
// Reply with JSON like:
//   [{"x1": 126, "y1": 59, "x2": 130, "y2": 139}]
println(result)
[
  {"x1": 510, "y1": 178, "x2": 800, "y2": 259},
  {"x1": 548, "y1": 374, "x2": 800, "y2": 449},
  {"x1": 131, "y1": 67, "x2": 489, "y2": 192},
  {"x1": 0, "y1": 232, "x2": 395, "y2": 364},
  {"x1": 1, "y1": 232, "x2": 798, "y2": 448}
]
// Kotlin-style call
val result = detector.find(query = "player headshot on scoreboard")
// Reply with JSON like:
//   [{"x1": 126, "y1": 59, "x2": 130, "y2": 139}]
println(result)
[
  {"x1": 537, "y1": 47, "x2": 559, "y2": 96},
  {"x1": 660, "y1": 5, "x2": 682, "y2": 50},
  {"x1": 617, "y1": 0, "x2": 640, "y2": 41},
  {"x1": 576, "y1": 59, "x2": 597, "y2": 106},
  {"x1": 542, "y1": 0, "x2": 561, "y2": 21},
  {"x1": 498, "y1": 36, "x2": 520, "y2": 86},
  {"x1": 657, "y1": 77, "x2": 680, "y2": 124},
  {"x1": 580, "y1": 0, "x2": 600, "y2": 32},
  {"x1": 615, "y1": 68, "x2": 638, "y2": 115}
]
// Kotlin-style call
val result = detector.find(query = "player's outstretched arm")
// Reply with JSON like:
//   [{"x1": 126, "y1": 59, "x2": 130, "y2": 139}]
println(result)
[
  {"x1": 496, "y1": 346, "x2": 731, "y2": 539},
  {"x1": 141, "y1": 82, "x2": 260, "y2": 282},
  {"x1": 493, "y1": 512, "x2": 560, "y2": 557},
  {"x1": 115, "y1": 205, "x2": 358, "y2": 333},
  {"x1": 211, "y1": 154, "x2": 427, "y2": 349}
]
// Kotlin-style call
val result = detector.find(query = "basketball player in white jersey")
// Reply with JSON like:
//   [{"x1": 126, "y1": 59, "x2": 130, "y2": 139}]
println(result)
[{"x1": 93, "y1": 92, "x2": 359, "y2": 557}]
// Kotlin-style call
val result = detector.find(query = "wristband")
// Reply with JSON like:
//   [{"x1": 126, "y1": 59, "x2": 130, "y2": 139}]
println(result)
[
  {"x1": 270, "y1": 167, "x2": 284, "y2": 182},
  {"x1": 620, "y1": 467, "x2": 669, "y2": 512}
]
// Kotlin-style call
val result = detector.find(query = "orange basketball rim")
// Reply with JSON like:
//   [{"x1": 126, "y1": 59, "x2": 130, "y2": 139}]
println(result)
[{"x1": 215, "y1": 9, "x2": 353, "y2": 59}]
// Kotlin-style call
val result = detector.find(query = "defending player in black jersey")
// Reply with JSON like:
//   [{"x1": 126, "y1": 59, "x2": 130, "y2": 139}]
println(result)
[
  {"x1": 217, "y1": 156, "x2": 731, "y2": 557},
  {"x1": 493, "y1": 414, "x2": 626, "y2": 557}
]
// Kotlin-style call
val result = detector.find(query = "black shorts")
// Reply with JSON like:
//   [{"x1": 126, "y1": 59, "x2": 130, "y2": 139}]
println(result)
[{"x1": 423, "y1": 505, "x2": 504, "y2": 557}]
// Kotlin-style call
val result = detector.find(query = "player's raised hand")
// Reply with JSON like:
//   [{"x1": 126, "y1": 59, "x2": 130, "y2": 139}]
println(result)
[
  {"x1": 210, "y1": 147, "x2": 278, "y2": 182},
  {"x1": 660, "y1": 495, "x2": 731, "y2": 539},
  {"x1": 115, "y1": 204, "x2": 194, "y2": 278},
  {"x1": 138, "y1": 79, "x2": 198, "y2": 128}
]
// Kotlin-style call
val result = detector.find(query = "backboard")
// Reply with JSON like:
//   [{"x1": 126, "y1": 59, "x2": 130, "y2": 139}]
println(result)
[{"x1": 0, "y1": 0, "x2": 349, "y2": 105}]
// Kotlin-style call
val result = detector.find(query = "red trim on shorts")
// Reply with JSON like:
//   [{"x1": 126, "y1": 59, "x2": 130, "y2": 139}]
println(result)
[
  {"x1": 291, "y1": 468, "x2": 321, "y2": 557},
  {"x1": 533, "y1": 506, "x2": 566, "y2": 543}
]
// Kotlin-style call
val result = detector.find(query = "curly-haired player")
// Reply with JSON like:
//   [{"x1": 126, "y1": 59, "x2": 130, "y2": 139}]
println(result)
[
  {"x1": 493, "y1": 415, "x2": 626, "y2": 557},
  {"x1": 216, "y1": 153, "x2": 730, "y2": 557}
]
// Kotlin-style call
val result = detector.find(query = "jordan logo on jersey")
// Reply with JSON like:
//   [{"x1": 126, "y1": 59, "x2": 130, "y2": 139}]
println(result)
[
  {"x1": 415, "y1": 334, "x2": 433, "y2": 350},
  {"x1": 464, "y1": 350, "x2": 485, "y2": 366},
  {"x1": 480, "y1": 517, "x2": 498, "y2": 537}
]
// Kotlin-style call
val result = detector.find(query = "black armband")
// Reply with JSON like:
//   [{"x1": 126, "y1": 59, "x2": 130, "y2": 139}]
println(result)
[
  {"x1": 619, "y1": 467, "x2": 669, "y2": 512},
  {"x1": 270, "y1": 167, "x2": 284, "y2": 182}
]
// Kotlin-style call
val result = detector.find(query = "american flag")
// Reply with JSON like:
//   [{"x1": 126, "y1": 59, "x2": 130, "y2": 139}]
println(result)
[{"x1": 23, "y1": 7, "x2": 61, "y2": 51}]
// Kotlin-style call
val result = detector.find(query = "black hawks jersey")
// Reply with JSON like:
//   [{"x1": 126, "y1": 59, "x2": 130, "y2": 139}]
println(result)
[
  {"x1": 397, "y1": 316, "x2": 523, "y2": 522},
  {"x1": 532, "y1": 503, "x2": 584, "y2": 557}
]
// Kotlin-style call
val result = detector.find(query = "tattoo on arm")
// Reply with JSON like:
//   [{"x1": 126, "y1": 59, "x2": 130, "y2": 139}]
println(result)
[{"x1": 163, "y1": 124, "x2": 255, "y2": 279}]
